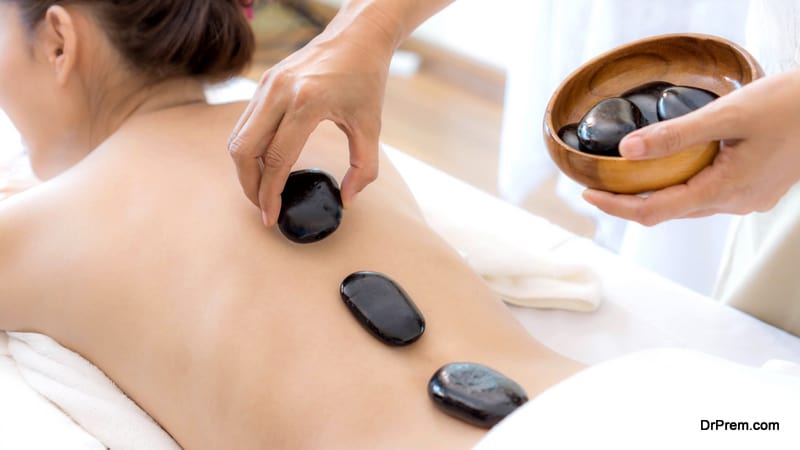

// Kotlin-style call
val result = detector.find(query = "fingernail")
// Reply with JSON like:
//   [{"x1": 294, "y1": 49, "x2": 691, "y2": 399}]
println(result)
[
  {"x1": 262, "y1": 211, "x2": 271, "y2": 227},
  {"x1": 621, "y1": 136, "x2": 646, "y2": 159}
]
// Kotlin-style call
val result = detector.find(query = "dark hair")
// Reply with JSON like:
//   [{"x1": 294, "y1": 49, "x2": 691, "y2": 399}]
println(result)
[{"x1": 11, "y1": 0, "x2": 255, "y2": 81}]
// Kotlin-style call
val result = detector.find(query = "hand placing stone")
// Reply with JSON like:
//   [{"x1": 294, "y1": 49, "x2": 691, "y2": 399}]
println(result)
[
  {"x1": 577, "y1": 98, "x2": 646, "y2": 156},
  {"x1": 340, "y1": 272, "x2": 425, "y2": 346},
  {"x1": 428, "y1": 362, "x2": 529, "y2": 429},
  {"x1": 622, "y1": 81, "x2": 674, "y2": 124},
  {"x1": 278, "y1": 169, "x2": 343, "y2": 244},
  {"x1": 657, "y1": 86, "x2": 719, "y2": 120}
]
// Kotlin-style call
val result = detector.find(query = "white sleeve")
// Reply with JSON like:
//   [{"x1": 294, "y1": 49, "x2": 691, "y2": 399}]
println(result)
[{"x1": 475, "y1": 348, "x2": 800, "y2": 450}]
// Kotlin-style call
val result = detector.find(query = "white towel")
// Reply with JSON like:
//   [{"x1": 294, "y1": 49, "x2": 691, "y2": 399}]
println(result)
[
  {"x1": 7, "y1": 332, "x2": 181, "y2": 450},
  {"x1": 385, "y1": 147, "x2": 603, "y2": 312},
  {"x1": 0, "y1": 335, "x2": 104, "y2": 450},
  {"x1": 445, "y1": 221, "x2": 602, "y2": 312}
]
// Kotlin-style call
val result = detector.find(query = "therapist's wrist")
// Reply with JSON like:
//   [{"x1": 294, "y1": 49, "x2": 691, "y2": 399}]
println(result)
[
  {"x1": 322, "y1": 0, "x2": 404, "y2": 55},
  {"x1": 332, "y1": 0, "x2": 454, "y2": 50}
]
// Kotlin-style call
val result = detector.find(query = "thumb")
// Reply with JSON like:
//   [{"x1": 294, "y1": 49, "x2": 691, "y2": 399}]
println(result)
[{"x1": 619, "y1": 99, "x2": 742, "y2": 160}]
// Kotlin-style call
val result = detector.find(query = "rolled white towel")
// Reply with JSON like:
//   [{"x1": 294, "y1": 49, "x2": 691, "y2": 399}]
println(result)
[
  {"x1": 7, "y1": 332, "x2": 181, "y2": 450},
  {"x1": 386, "y1": 147, "x2": 603, "y2": 312},
  {"x1": 439, "y1": 219, "x2": 601, "y2": 312}
]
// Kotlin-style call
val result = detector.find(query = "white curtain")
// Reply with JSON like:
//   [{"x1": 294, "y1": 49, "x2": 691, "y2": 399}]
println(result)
[
  {"x1": 499, "y1": 0, "x2": 750, "y2": 295},
  {"x1": 712, "y1": 0, "x2": 800, "y2": 316}
]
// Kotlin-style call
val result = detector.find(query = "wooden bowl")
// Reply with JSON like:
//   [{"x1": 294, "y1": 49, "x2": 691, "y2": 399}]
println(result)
[{"x1": 544, "y1": 33, "x2": 763, "y2": 194}]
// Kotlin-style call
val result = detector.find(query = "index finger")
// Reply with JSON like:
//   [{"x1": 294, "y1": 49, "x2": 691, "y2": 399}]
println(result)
[
  {"x1": 257, "y1": 115, "x2": 320, "y2": 226},
  {"x1": 619, "y1": 95, "x2": 745, "y2": 160},
  {"x1": 228, "y1": 93, "x2": 286, "y2": 207}
]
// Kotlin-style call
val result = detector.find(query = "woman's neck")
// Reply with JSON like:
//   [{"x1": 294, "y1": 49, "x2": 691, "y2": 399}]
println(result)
[
  {"x1": 87, "y1": 77, "x2": 207, "y2": 148},
  {"x1": 37, "y1": 76, "x2": 209, "y2": 179}
]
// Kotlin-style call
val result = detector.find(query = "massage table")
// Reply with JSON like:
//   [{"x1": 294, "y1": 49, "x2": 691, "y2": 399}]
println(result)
[{"x1": 1, "y1": 81, "x2": 799, "y2": 449}]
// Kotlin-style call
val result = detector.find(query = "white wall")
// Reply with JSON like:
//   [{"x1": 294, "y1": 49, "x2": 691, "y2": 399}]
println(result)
[{"x1": 318, "y1": 0, "x2": 521, "y2": 70}]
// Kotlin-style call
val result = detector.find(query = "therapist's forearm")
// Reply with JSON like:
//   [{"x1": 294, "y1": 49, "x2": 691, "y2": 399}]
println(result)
[{"x1": 327, "y1": 0, "x2": 456, "y2": 50}]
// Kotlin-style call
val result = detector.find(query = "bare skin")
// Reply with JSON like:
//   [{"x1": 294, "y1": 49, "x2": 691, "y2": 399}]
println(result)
[
  {"x1": 0, "y1": 4, "x2": 582, "y2": 446},
  {"x1": 0, "y1": 102, "x2": 583, "y2": 449}
]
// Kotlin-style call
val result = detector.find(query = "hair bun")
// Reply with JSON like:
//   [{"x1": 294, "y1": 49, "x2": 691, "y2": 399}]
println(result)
[
  {"x1": 15, "y1": 0, "x2": 256, "y2": 81},
  {"x1": 111, "y1": 0, "x2": 256, "y2": 81}
]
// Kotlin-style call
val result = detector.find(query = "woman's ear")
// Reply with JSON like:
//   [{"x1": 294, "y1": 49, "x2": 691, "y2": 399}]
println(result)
[{"x1": 39, "y1": 6, "x2": 77, "y2": 85}]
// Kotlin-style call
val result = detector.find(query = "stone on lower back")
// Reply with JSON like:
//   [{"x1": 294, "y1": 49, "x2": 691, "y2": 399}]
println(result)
[{"x1": 428, "y1": 362, "x2": 529, "y2": 428}]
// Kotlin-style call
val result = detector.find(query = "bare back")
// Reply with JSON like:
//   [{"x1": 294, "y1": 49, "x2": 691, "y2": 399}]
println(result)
[{"x1": 0, "y1": 102, "x2": 581, "y2": 449}]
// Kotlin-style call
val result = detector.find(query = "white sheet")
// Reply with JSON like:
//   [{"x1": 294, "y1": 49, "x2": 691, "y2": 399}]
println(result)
[{"x1": 476, "y1": 349, "x2": 800, "y2": 449}]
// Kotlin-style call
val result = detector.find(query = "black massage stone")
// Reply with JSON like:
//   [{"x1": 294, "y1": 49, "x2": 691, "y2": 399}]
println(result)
[
  {"x1": 622, "y1": 81, "x2": 674, "y2": 124},
  {"x1": 657, "y1": 86, "x2": 719, "y2": 121},
  {"x1": 557, "y1": 123, "x2": 582, "y2": 151},
  {"x1": 278, "y1": 169, "x2": 343, "y2": 244},
  {"x1": 428, "y1": 362, "x2": 529, "y2": 429},
  {"x1": 577, "y1": 98, "x2": 645, "y2": 157},
  {"x1": 339, "y1": 272, "x2": 425, "y2": 346}
]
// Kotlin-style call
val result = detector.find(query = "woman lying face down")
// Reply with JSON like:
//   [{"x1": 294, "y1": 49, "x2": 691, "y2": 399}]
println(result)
[{"x1": 0, "y1": 1, "x2": 584, "y2": 448}]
